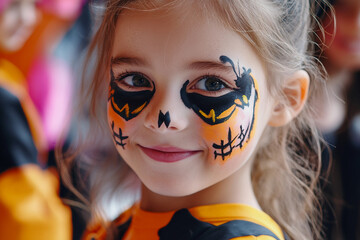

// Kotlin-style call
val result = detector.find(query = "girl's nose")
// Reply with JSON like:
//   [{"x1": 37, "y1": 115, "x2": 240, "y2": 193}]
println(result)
[{"x1": 144, "y1": 88, "x2": 189, "y2": 132}]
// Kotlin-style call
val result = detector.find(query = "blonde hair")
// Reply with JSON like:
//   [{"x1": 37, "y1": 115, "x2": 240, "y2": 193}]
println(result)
[{"x1": 60, "y1": 0, "x2": 328, "y2": 239}]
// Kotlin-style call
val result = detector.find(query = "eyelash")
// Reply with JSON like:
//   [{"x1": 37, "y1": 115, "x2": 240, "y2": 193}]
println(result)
[
  {"x1": 114, "y1": 70, "x2": 139, "y2": 81},
  {"x1": 114, "y1": 70, "x2": 150, "y2": 89},
  {"x1": 189, "y1": 74, "x2": 232, "y2": 94},
  {"x1": 113, "y1": 71, "x2": 232, "y2": 94}
]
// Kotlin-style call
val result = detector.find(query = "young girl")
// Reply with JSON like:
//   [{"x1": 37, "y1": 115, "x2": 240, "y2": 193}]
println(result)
[{"x1": 64, "y1": 0, "x2": 326, "y2": 239}]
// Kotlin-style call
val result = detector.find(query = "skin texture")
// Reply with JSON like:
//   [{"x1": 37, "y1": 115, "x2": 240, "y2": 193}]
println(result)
[
  {"x1": 0, "y1": 0, "x2": 39, "y2": 52},
  {"x1": 108, "y1": 4, "x2": 276, "y2": 212}
]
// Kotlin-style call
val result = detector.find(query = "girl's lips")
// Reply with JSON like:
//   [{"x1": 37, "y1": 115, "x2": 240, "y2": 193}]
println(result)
[{"x1": 139, "y1": 145, "x2": 201, "y2": 163}]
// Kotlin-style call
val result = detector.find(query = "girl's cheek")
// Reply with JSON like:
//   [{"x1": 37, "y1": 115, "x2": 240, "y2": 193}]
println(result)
[
  {"x1": 108, "y1": 103, "x2": 126, "y2": 129},
  {"x1": 107, "y1": 103, "x2": 131, "y2": 151},
  {"x1": 107, "y1": 70, "x2": 155, "y2": 150},
  {"x1": 201, "y1": 107, "x2": 255, "y2": 164}
]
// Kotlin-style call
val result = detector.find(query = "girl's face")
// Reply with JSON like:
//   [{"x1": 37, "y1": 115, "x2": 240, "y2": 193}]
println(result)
[
  {"x1": 108, "y1": 5, "x2": 274, "y2": 197},
  {"x1": 0, "y1": 0, "x2": 39, "y2": 52},
  {"x1": 323, "y1": 0, "x2": 360, "y2": 70}
]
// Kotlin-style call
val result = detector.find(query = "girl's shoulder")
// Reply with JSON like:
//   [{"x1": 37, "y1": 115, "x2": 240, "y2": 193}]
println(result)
[{"x1": 83, "y1": 203, "x2": 287, "y2": 240}]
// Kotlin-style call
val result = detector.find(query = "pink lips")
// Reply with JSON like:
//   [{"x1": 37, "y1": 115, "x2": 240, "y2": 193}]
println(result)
[{"x1": 139, "y1": 145, "x2": 201, "y2": 163}]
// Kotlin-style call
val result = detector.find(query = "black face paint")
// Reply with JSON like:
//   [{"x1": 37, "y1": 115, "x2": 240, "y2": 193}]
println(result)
[
  {"x1": 109, "y1": 69, "x2": 156, "y2": 121},
  {"x1": 158, "y1": 110, "x2": 171, "y2": 128},
  {"x1": 219, "y1": 55, "x2": 253, "y2": 100},
  {"x1": 111, "y1": 121, "x2": 128, "y2": 149},
  {"x1": 180, "y1": 55, "x2": 258, "y2": 125},
  {"x1": 212, "y1": 125, "x2": 249, "y2": 161},
  {"x1": 212, "y1": 128, "x2": 237, "y2": 160}
]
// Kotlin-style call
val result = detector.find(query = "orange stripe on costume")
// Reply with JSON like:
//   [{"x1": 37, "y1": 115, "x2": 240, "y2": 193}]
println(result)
[
  {"x1": 0, "y1": 59, "x2": 47, "y2": 164},
  {"x1": 0, "y1": 164, "x2": 72, "y2": 240}
]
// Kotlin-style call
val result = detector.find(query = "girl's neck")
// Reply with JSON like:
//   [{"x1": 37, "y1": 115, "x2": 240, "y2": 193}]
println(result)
[{"x1": 139, "y1": 161, "x2": 260, "y2": 212}]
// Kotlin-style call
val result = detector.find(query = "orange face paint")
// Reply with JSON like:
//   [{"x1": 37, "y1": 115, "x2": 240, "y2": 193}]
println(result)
[
  {"x1": 181, "y1": 55, "x2": 259, "y2": 162},
  {"x1": 109, "y1": 68, "x2": 155, "y2": 121},
  {"x1": 108, "y1": 67, "x2": 156, "y2": 149}
]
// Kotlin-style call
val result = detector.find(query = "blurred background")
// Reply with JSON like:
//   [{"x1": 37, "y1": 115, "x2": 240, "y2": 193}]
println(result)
[
  {"x1": 0, "y1": 0, "x2": 91, "y2": 239},
  {"x1": 315, "y1": 0, "x2": 360, "y2": 239}
]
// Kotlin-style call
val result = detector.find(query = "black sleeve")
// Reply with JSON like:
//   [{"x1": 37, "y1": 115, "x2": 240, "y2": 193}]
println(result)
[{"x1": 0, "y1": 87, "x2": 38, "y2": 174}]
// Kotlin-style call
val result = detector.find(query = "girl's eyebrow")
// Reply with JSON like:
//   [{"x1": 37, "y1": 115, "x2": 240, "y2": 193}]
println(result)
[
  {"x1": 111, "y1": 56, "x2": 149, "y2": 67},
  {"x1": 188, "y1": 61, "x2": 233, "y2": 73},
  {"x1": 111, "y1": 57, "x2": 233, "y2": 73}
]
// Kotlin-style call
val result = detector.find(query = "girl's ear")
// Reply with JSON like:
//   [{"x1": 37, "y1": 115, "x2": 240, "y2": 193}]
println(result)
[{"x1": 268, "y1": 70, "x2": 310, "y2": 127}]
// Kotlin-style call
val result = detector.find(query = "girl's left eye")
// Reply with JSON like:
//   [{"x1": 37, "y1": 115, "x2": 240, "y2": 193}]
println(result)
[
  {"x1": 193, "y1": 76, "x2": 228, "y2": 91},
  {"x1": 122, "y1": 74, "x2": 151, "y2": 88}
]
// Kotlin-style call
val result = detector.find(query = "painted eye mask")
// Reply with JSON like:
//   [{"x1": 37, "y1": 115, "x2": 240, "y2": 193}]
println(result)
[
  {"x1": 181, "y1": 55, "x2": 258, "y2": 125},
  {"x1": 108, "y1": 69, "x2": 156, "y2": 121}
]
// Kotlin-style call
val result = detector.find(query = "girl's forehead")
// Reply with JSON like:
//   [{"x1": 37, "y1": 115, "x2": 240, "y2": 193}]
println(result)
[
  {"x1": 116, "y1": 4, "x2": 218, "y2": 36},
  {"x1": 112, "y1": 6, "x2": 264, "y2": 75}
]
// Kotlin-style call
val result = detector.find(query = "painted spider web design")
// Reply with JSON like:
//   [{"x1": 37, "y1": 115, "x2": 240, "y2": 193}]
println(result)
[{"x1": 111, "y1": 121, "x2": 129, "y2": 149}]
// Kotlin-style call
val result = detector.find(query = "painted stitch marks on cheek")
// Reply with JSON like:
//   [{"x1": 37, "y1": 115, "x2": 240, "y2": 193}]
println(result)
[
  {"x1": 213, "y1": 125, "x2": 250, "y2": 161},
  {"x1": 111, "y1": 121, "x2": 129, "y2": 149},
  {"x1": 181, "y1": 55, "x2": 259, "y2": 161},
  {"x1": 108, "y1": 67, "x2": 156, "y2": 121}
]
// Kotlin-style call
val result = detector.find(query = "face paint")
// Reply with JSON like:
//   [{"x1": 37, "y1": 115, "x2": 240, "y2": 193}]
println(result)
[
  {"x1": 181, "y1": 55, "x2": 258, "y2": 125},
  {"x1": 212, "y1": 125, "x2": 249, "y2": 161},
  {"x1": 108, "y1": 67, "x2": 156, "y2": 121},
  {"x1": 181, "y1": 55, "x2": 259, "y2": 162},
  {"x1": 158, "y1": 110, "x2": 171, "y2": 128},
  {"x1": 111, "y1": 121, "x2": 129, "y2": 149}
]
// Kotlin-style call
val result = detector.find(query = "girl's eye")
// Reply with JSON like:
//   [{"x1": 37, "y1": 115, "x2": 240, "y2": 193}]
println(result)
[
  {"x1": 117, "y1": 73, "x2": 152, "y2": 89},
  {"x1": 194, "y1": 76, "x2": 227, "y2": 92},
  {"x1": 123, "y1": 74, "x2": 151, "y2": 87}
]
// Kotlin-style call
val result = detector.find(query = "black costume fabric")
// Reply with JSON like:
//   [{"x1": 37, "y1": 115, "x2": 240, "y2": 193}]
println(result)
[
  {"x1": 83, "y1": 203, "x2": 288, "y2": 240},
  {"x1": 0, "y1": 87, "x2": 38, "y2": 172}
]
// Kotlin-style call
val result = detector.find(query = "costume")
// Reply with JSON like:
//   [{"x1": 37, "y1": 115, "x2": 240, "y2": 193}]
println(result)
[
  {"x1": 83, "y1": 203, "x2": 288, "y2": 240},
  {"x1": 0, "y1": 59, "x2": 72, "y2": 239}
]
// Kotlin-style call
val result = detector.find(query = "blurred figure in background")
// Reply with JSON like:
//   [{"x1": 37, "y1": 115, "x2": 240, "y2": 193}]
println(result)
[
  {"x1": 316, "y1": 0, "x2": 360, "y2": 239},
  {"x1": 0, "y1": 0, "x2": 86, "y2": 239},
  {"x1": 0, "y1": 0, "x2": 38, "y2": 52}
]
